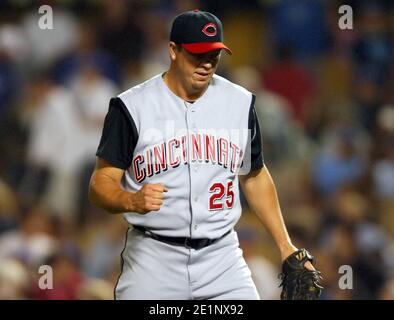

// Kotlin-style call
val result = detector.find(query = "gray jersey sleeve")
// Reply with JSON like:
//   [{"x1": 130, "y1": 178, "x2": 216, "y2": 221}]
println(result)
[{"x1": 96, "y1": 97, "x2": 139, "y2": 169}]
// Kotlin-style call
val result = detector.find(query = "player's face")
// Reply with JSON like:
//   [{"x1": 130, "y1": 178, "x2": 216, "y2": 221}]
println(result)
[{"x1": 176, "y1": 47, "x2": 221, "y2": 92}]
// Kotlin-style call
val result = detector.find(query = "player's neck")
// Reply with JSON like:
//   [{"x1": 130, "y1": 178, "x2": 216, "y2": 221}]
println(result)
[{"x1": 163, "y1": 70, "x2": 208, "y2": 102}]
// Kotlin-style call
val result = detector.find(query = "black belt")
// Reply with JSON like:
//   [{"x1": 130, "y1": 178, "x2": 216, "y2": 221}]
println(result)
[{"x1": 132, "y1": 225, "x2": 231, "y2": 250}]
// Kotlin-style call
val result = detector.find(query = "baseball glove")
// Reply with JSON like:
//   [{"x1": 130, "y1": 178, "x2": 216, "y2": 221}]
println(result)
[{"x1": 279, "y1": 248, "x2": 323, "y2": 300}]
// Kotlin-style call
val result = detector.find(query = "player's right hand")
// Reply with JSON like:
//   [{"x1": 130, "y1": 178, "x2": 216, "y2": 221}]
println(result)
[{"x1": 131, "y1": 183, "x2": 168, "y2": 214}]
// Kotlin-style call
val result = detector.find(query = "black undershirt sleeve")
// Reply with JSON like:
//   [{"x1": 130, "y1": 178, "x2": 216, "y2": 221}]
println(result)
[
  {"x1": 96, "y1": 97, "x2": 139, "y2": 170},
  {"x1": 248, "y1": 94, "x2": 264, "y2": 172}
]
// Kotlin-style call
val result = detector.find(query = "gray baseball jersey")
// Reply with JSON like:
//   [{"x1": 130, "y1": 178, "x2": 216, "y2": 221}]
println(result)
[
  {"x1": 96, "y1": 73, "x2": 264, "y2": 300},
  {"x1": 97, "y1": 73, "x2": 264, "y2": 238}
]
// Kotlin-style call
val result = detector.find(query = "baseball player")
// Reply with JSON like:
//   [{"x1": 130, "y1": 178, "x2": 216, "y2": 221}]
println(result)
[{"x1": 89, "y1": 10, "x2": 322, "y2": 300}]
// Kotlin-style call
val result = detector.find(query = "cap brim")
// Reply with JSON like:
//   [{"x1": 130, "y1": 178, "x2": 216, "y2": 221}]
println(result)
[{"x1": 182, "y1": 42, "x2": 232, "y2": 55}]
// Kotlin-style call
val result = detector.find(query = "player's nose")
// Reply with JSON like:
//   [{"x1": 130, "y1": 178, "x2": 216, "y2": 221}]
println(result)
[{"x1": 201, "y1": 61, "x2": 213, "y2": 69}]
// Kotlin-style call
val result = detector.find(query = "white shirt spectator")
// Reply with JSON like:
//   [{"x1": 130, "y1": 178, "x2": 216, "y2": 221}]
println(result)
[{"x1": 71, "y1": 66, "x2": 118, "y2": 164}]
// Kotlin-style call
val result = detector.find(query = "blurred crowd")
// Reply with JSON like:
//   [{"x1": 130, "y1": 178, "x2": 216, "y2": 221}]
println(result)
[{"x1": 0, "y1": 0, "x2": 393, "y2": 300}]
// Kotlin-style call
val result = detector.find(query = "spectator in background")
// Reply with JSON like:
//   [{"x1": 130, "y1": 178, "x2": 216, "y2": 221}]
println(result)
[
  {"x1": 82, "y1": 217, "x2": 126, "y2": 279},
  {"x1": 268, "y1": 0, "x2": 328, "y2": 60},
  {"x1": 352, "y1": 2, "x2": 392, "y2": 87},
  {"x1": 353, "y1": 73, "x2": 385, "y2": 135},
  {"x1": 319, "y1": 223, "x2": 361, "y2": 299},
  {"x1": 372, "y1": 136, "x2": 394, "y2": 200},
  {"x1": 121, "y1": 5, "x2": 181, "y2": 89},
  {"x1": 373, "y1": 105, "x2": 394, "y2": 190},
  {"x1": 19, "y1": 74, "x2": 84, "y2": 218},
  {"x1": 349, "y1": 2, "x2": 392, "y2": 135},
  {"x1": 319, "y1": 189, "x2": 393, "y2": 299},
  {"x1": 371, "y1": 108, "x2": 394, "y2": 239},
  {"x1": 312, "y1": 125, "x2": 366, "y2": 197},
  {"x1": 72, "y1": 64, "x2": 118, "y2": 164},
  {"x1": 137, "y1": 9, "x2": 172, "y2": 76},
  {"x1": 231, "y1": 65, "x2": 303, "y2": 165},
  {"x1": 71, "y1": 63, "x2": 118, "y2": 223},
  {"x1": 262, "y1": 45, "x2": 316, "y2": 124},
  {"x1": 237, "y1": 224, "x2": 281, "y2": 300},
  {"x1": 97, "y1": 0, "x2": 145, "y2": 65},
  {"x1": 313, "y1": 249, "x2": 348, "y2": 300},
  {"x1": 53, "y1": 22, "x2": 120, "y2": 86},
  {"x1": 0, "y1": 205, "x2": 58, "y2": 268},
  {"x1": 22, "y1": 3, "x2": 78, "y2": 69},
  {"x1": 0, "y1": 25, "x2": 27, "y2": 188},
  {"x1": 29, "y1": 253, "x2": 83, "y2": 300}
]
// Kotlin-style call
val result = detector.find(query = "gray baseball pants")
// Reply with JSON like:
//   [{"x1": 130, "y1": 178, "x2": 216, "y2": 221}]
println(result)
[{"x1": 114, "y1": 227, "x2": 260, "y2": 300}]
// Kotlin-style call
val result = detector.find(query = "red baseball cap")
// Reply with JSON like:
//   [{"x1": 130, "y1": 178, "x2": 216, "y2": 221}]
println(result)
[{"x1": 170, "y1": 10, "x2": 232, "y2": 55}]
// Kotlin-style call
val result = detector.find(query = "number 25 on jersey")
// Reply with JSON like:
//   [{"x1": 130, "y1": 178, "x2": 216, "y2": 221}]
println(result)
[{"x1": 209, "y1": 181, "x2": 234, "y2": 211}]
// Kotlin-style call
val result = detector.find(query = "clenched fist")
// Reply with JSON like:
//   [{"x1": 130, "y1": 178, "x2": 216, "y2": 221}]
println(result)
[{"x1": 131, "y1": 183, "x2": 168, "y2": 214}]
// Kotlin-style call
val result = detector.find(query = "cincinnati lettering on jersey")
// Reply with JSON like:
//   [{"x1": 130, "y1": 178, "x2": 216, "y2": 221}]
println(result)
[{"x1": 133, "y1": 133, "x2": 244, "y2": 183}]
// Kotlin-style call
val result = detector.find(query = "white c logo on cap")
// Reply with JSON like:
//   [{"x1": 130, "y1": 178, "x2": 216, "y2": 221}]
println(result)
[{"x1": 202, "y1": 23, "x2": 217, "y2": 37}]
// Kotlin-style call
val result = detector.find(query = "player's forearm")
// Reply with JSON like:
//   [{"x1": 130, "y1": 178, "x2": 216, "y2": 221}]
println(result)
[
  {"x1": 89, "y1": 173, "x2": 134, "y2": 214},
  {"x1": 240, "y1": 166, "x2": 296, "y2": 258}
]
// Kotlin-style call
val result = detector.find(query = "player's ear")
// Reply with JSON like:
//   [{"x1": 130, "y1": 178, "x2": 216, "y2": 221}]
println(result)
[{"x1": 169, "y1": 42, "x2": 178, "y2": 61}]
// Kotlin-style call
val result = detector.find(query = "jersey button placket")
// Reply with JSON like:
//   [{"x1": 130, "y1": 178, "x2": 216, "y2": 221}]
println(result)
[{"x1": 186, "y1": 105, "x2": 198, "y2": 239}]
